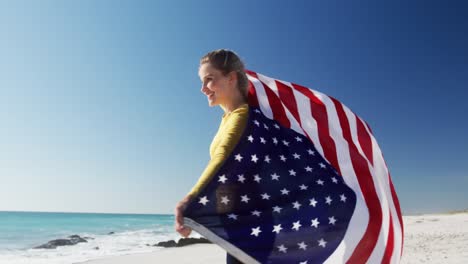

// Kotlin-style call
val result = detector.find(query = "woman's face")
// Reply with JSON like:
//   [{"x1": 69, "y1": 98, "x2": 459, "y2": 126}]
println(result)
[{"x1": 198, "y1": 63, "x2": 233, "y2": 107}]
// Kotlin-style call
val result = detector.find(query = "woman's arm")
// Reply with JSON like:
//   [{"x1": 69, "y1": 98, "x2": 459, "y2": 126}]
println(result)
[
  {"x1": 175, "y1": 193, "x2": 194, "y2": 237},
  {"x1": 175, "y1": 106, "x2": 249, "y2": 237},
  {"x1": 187, "y1": 106, "x2": 249, "y2": 198}
]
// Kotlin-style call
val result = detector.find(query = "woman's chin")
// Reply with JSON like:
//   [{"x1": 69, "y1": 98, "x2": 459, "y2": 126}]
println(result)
[{"x1": 208, "y1": 100, "x2": 218, "y2": 107}]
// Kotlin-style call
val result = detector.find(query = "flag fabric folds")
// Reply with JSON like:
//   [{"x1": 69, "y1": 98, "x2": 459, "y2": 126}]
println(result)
[{"x1": 184, "y1": 70, "x2": 403, "y2": 264}]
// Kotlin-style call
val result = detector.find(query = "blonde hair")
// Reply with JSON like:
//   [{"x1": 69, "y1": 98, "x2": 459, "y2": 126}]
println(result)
[{"x1": 200, "y1": 49, "x2": 249, "y2": 100}]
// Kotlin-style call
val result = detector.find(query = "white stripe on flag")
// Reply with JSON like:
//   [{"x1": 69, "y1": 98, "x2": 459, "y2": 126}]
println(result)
[
  {"x1": 309, "y1": 91, "x2": 370, "y2": 263},
  {"x1": 256, "y1": 74, "x2": 304, "y2": 136},
  {"x1": 343, "y1": 105, "x2": 390, "y2": 263},
  {"x1": 367, "y1": 126, "x2": 403, "y2": 263},
  {"x1": 291, "y1": 85, "x2": 324, "y2": 156},
  {"x1": 247, "y1": 75, "x2": 273, "y2": 120}
]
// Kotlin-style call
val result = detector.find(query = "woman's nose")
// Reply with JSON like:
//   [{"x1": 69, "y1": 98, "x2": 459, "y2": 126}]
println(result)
[{"x1": 201, "y1": 84, "x2": 208, "y2": 94}]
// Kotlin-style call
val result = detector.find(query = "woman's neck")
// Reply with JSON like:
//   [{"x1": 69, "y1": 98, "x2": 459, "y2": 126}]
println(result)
[{"x1": 221, "y1": 96, "x2": 247, "y2": 115}]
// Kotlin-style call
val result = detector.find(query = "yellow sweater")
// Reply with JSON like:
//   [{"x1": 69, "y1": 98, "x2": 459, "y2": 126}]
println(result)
[{"x1": 187, "y1": 104, "x2": 249, "y2": 198}]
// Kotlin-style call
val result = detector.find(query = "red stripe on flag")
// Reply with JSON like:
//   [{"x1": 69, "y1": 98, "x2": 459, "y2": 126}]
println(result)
[
  {"x1": 276, "y1": 81, "x2": 300, "y2": 123},
  {"x1": 245, "y1": 69, "x2": 255, "y2": 75},
  {"x1": 389, "y1": 173, "x2": 404, "y2": 256},
  {"x1": 367, "y1": 117, "x2": 403, "y2": 258},
  {"x1": 382, "y1": 213, "x2": 395, "y2": 264},
  {"x1": 382, "y1": 152, "x2": 404, "y2": 256},
  {"x1": 331, "y1": 97, "x2": 383, "y2": 263},
  {"x1": 245, "y1": 70, "x2": 260, "y2": 107},
  {"x1": 357, "y1": 116, "x2": 374, "y2": 166},
  {"x1": 291, "y1": 83, "x2": 340, "y2": 175},
  {"x1": 265, "y1": 79, "x2": 318, "y2": 149},
  {"x1": 247, "y1": 80, "x2": 259, "y2": 107},
  {"x1": 261, "y1": 81, "x2": 291, "y2": 129},
  {"x1": 274, "y1": 80, "x2": 325, "y2": 159}
]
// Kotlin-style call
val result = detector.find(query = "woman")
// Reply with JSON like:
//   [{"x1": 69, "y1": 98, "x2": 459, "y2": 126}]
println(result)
[{"x1": 174, "y1": 49, "x2": 249, "y2": 264}]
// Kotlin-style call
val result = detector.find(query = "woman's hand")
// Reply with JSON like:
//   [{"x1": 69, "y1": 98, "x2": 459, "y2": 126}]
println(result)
[{"x1": 175, "y1": 195, "x2": 193, "y2": 237}]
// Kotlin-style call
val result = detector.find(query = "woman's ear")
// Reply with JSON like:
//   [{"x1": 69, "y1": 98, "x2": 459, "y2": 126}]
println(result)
[{"x1": 228, "y1": 71, "x2": 237, "y2": 84}]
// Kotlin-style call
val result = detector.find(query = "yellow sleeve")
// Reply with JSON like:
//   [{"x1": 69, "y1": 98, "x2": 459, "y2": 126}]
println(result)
[{"x1": 187, "y1": 105, "x2": 249, "y2": 198}]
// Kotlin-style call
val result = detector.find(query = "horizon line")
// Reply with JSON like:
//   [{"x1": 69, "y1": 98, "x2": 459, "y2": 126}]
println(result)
[{"x1": 0, "y1": 209, "x2": 173, "y2": 216}]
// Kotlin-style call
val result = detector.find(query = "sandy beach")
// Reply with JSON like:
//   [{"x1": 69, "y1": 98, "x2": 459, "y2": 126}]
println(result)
[
  {"x1": 77, "y1": 244, "x2": 226, "y2": 264},
  {"x1": 78, "y1": 212, "x2": 468, "y2": 264},
  {"x1": 400, "y1": 212, "x2": 468, "y2": 264}
]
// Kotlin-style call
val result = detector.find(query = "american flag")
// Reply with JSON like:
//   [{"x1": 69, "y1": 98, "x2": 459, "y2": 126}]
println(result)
[{"x1": 184, "y1": 70, "x2": 403, "y2": 264}]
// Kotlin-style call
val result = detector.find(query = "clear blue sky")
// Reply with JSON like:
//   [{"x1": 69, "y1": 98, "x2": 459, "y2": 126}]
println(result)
[{"x1": 0, "y1": 0, "x2": 466, "y2": 215}]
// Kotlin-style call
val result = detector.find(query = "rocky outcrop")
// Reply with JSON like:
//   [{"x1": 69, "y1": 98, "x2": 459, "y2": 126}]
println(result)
[
  {"x1": 34, "y1": 235, "x2": 89, "y2": 249},
  {"x1": 154, "y1": 237, "x2": 212, "y2": 248},
  {"x1": 155, "y1": 240, "x2": 178, "y2": 247},
  {"x1": 177, "y1": 237, "x2": 212, "y2": 247}
]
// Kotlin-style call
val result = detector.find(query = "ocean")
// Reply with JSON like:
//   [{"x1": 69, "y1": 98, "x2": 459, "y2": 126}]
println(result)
[{"x1": 0, "y1": 211, "x2": 190, "y2": 264}]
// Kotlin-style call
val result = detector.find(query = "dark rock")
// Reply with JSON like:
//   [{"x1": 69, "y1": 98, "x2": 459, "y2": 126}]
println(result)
[
  {"x1": 155, "y1": 240, "x2": 177, "y2": 248},
  {"x1": 177, "y1": 237, "x2": 212, "y2": 247},
  {"x1": 34, "y1": 235, "x2": 88, "y2": 249},
  {"x1": 153, "y1": 237, "x2": 212, "y2": 248},
  {"x1": 67, "y1": 235, "x2": 87, "y2": 244},
  {"x1": 108, "y1": 232, "x2": 115, "y2": 235},
  {"x1": 34, "y1": 239, "x2": 73, "y2": 249},
  {"x1": 94, "y1": 247, "x2": 99, "y2": 250}
]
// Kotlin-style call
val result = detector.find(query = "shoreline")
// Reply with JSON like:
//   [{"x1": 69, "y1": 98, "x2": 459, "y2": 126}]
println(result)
[
  {"x1": 76, "y1": 212, "x2": 468, "y2": 264},
  {"x1": 75, "y1": 244, "x2": 226, "y2": 264}
]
